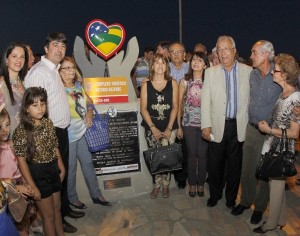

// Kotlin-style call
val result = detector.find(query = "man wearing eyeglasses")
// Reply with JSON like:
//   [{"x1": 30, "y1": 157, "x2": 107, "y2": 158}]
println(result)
[
  {"x1": 231, "y1": 40, "x2": 282, "y2": 224},
  {"x1": 201, "y1": 35, "x2": 252, "y2": 209},
  {"x1": 168, "y1": 42, "x2": 189, "y2": 189},
  {"x1": 169, "y1": 42, "x2": 189, "y2": 84},
  {"x1": 25, "y1": 32, "x2": 85, "y2": 233}
]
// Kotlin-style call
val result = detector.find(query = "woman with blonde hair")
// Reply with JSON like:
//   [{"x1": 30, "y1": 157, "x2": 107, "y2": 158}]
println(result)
[{"x1": 59, "y1": 57, "x2": 111, "y2": 209}]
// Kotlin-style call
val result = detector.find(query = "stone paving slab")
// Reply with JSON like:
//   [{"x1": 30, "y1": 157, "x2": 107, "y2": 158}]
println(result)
[{"x1": 63, "y1": 176, "x2": 300, "y2": 236}]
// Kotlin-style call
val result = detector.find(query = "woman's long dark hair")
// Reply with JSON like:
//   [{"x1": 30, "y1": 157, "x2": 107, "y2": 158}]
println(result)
[
  {"x1": 0, "y1": 42, "x2": 28, "y2": 105},
  {"x1": 184, "y1": 51, "x2": 210, "y2": 81},
  {"x1": 20, "y1": 87, "x2": 48, "y2": 160}
]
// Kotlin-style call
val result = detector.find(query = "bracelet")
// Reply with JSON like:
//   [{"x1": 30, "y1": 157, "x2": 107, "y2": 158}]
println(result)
[
  {"x1": 149, "y1": 124, "x2": 155, "y2": 129},
  {"x1": 269, "y1": 128, "x2": 273, "y2": 135},
  {"x1": 167, "y1": 127, "x2": 172, "y2": 132},
  {"x1": 87, "y1": 104, "x2": 94, "y2": 111}
]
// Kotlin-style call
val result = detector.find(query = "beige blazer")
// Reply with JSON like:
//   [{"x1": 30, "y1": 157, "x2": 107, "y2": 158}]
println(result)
[{"x1": 201, "y1": 62, "x2": 252, "y2": 142}]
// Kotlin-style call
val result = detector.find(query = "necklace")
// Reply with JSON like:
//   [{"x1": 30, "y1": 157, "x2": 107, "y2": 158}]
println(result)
[
  {"x1": 281, "y1": 88, "x2": 296, "y2": 99},
  {"x1": 10, "y1": 77, "x2": 19, "y2": 86}
]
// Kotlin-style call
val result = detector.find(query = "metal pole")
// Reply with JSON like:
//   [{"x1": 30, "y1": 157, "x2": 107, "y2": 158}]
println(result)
[{"x1": 179, "y1": 0, "x2": 182, "y2": 42}]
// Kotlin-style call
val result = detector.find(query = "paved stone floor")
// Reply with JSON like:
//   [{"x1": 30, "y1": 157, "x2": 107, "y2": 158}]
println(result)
[{"x1": 64, "y1": 174, "x2": 300, "y2": 236}]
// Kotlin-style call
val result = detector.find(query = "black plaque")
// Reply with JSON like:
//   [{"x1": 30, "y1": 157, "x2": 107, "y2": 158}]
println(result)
[{"x1": 92, "y1": 111, "x2": 140, "y2": 175}]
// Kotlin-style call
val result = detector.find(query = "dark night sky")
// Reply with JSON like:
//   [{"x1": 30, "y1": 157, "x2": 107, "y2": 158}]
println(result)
[{"x1": 1, "y1": 0, "x2": 299, "y2": 60}]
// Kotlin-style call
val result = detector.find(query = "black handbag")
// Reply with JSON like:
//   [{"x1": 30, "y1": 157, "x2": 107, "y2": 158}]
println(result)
[
  {"x1": 256, "y1": 129, "x2": 297, "y2": 179},
  {"x1": 143, "y1": 143, "x2": 183, "y2": 174}
]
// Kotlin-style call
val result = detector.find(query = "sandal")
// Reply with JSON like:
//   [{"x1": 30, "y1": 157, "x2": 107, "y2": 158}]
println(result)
[
  {"x1": 150, "y1": 187, "x2": 160, "y2": 199},
  {"x1": 162, "y1": 187, "x2": 170, "y2": 198}
]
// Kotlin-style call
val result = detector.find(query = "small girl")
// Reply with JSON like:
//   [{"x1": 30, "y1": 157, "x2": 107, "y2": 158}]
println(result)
[
  {"x1": 0, "y1": 181, "x2": 19, "y2": 236},
  {"x1": 0, "y1": 107, "x2": 27, "y2": 236},
  {"x1": 13, "y1": 87, "x2": 65, "y2": 236}
]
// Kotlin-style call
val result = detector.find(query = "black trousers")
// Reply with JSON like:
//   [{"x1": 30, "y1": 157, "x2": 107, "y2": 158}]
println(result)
[
  {"x1": 207, "y1": 120, "x2": 243, "y2": 203},
  {"x1": 55, "y1": 127, "x2": 71, "y2": 217}
]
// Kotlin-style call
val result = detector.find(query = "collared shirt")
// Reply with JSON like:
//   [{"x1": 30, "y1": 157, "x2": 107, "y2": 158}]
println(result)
[
  {"x1": 0, "y1": 143, "x2": 22, "y2": 179},
  {"x1": 249, "y1": 63, "x2": 282, "y2": 124},
  {"x1": 223, "y1": 62, "x2": 238, "y2": 119},
  {"x1": 169, "y1": 62, "x2": 189, "y2": 84},
  {"x1": 24, "y1": 56, "x2": 70, "y2": 128}
]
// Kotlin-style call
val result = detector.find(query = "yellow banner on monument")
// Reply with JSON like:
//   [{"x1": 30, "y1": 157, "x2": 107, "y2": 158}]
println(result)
[{"x1": 84, "y1": 77, "x2": 128, "y2": 104}]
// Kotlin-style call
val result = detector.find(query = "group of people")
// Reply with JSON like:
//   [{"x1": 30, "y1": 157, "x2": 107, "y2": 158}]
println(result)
[
  {"x1": 139, "y1": 36, "x2": 300, "y2": 234},
  {"x1": 0, "y1": 32, "x2": 111, "y2": 236},
  {"x1": 0, "y1": 31, "x2": 299, "y2": 235}
]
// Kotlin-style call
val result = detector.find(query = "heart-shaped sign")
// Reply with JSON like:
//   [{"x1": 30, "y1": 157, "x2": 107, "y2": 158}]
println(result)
[{"x1": 85, "y1": 19, "x2": 126, "y2": 60}]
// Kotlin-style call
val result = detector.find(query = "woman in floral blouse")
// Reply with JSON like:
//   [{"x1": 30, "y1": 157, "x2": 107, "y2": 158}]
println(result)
[{"x1": 177, "y1": 51, "x2": 210, "y2": 197}]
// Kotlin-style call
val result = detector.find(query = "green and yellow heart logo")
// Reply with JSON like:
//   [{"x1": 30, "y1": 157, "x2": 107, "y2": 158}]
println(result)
[{"x1": 85, "y1": 19, "x2": 126, "y2": 60}]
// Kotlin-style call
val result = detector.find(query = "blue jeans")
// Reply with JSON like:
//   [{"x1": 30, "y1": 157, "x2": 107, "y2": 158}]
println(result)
[{"x1": 67, "y1": 135, "x2": 101, "y2": 202}]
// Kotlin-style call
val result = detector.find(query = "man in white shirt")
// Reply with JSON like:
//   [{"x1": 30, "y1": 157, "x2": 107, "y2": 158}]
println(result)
[{"x1": 25, "y1": 32, "x2": 84, "y2": 233}]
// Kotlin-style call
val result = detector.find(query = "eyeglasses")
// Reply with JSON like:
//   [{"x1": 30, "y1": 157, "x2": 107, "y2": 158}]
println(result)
[
  {"x1": 61, "y1": 66, "x2": 76, "y2": 71},
  {"x1": 216, "y1": 47, "x2": 235, "y2": 54},
  {"x1": 273, "y1": 69, "x2": 281, "y2": 73},
  {"x1": 170, "y1": 50, "x2": 185, "y2": 55}
]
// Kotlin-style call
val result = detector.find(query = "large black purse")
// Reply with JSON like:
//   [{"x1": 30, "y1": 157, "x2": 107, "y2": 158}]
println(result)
[
  {"x1": 256, "y1": 129, "x2": 297, "y2": 179},
  {"x1": 143, "y1": 143, "x2": 183, "y2": 174}
]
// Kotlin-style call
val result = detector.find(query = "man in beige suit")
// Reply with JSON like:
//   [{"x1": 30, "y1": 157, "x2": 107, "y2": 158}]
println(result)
[{"x1": 201, "y1": 35, "x2": 252, "y2": 208}]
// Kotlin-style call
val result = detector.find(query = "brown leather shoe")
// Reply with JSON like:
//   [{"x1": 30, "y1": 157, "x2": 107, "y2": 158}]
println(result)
[
  {"x1": 162, "y1": 187, "x2": 170, "y2": 198},
  {"x1": 150, "y1": 187, "x2": 160, "y2": 199}
]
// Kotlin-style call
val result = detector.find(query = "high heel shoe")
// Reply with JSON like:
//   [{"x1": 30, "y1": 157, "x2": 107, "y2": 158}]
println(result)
[
  {"x1": 91, "y1": 197, "x2": 111, "y2": 206},
  {"x1": 197, "y1": 186, "x2": 204, "y2": 197},
  {"x1": 189, "y1": 185, "x2": 196, "y2": 197},
  {"x1": 278, "y1": 225, "x2": 284, "y2": 230},
  {"x1": 253, "y1": 226, "x2": 276, "y2": 234},
  {"x1": 261, "y1": 221, "x2": 285, "y2": 230}
]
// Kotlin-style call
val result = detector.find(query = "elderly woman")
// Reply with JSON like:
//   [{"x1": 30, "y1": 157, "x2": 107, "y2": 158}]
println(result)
[
  {"x1": 254, "y1": 54, "x2": 300, "y2": 233},
  {"x1": 140, "y1": 53, "x2": 178, "y2": 199},
  {"x1": 59, "y1": 57, "x2": 111, "y2": 209}
]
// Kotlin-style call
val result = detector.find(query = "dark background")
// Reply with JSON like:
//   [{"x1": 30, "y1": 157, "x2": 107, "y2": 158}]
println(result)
[{"x1": 1, "y1": 0, "x2": 299, "y2": 60}]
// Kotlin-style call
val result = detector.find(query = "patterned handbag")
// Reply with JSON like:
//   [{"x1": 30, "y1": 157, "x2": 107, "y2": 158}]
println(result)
[
  {"x1": 84, "y1": 105, "x2": 110, "y2": 152},
  {"x1": 2, "y1": 181, "x2": 28, "y2": 222}
]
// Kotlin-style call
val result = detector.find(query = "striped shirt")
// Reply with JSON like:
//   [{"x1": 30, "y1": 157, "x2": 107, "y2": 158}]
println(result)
[
  {"x1": 223, "y1": 62, "x2": 238, "y2": 119},
  {"x1": 169, "y1": 62, "x2": 189, "y2": 84},
  {"x1": 134, "y1": 58, "x2": 149, "y2": 87},
  {"x1": 24, "y1": 56, "x2": 70, "y2": 128}
]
